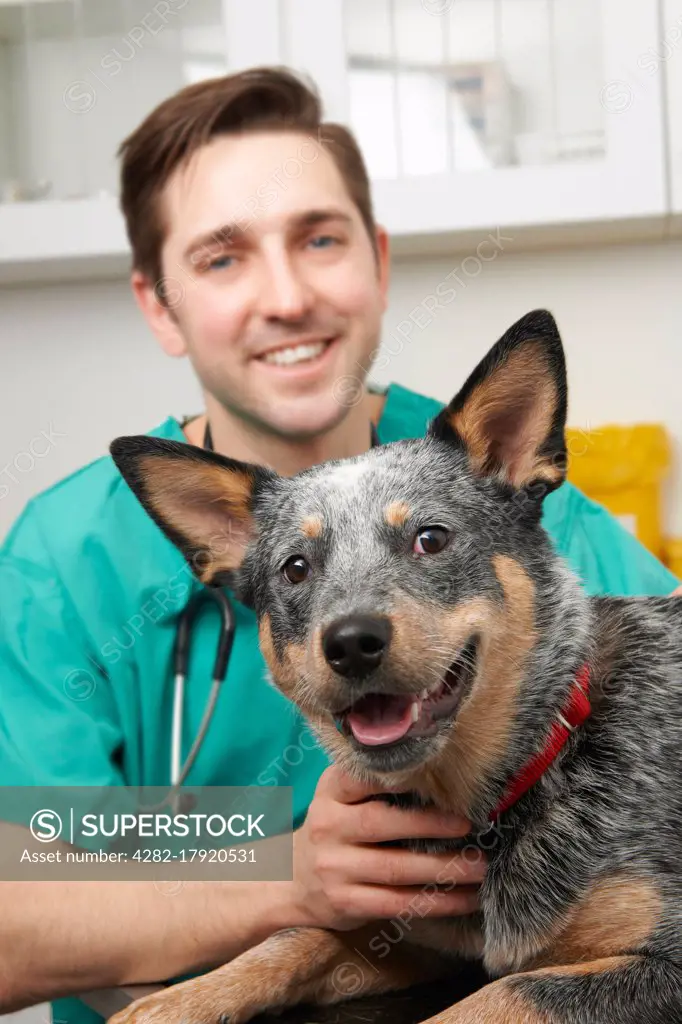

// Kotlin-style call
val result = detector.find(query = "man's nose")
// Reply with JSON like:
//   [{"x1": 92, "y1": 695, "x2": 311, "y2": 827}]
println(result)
[
  {"x1": 258, "y1": 251, "x2": 312, "y2": 322},
  {"x1": 322, "y1": 614, "x2": 392, "y2": 679}
]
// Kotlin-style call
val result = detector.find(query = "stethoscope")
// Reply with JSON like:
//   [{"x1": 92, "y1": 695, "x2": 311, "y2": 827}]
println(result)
[
  {"x1": 166, "y1": 418, "x2": 382, "y2": 804},
  {"x1": 171, "y1": 585, "x2": 235, "y2": 791}
]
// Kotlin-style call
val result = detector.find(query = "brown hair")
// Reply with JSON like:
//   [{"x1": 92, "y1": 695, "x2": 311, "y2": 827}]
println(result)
[{"x1": 118, "y1": 66, "x2": 377, "y2": 289}]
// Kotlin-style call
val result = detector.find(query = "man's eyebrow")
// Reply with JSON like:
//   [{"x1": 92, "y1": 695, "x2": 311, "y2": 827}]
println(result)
[
  {"x1": 183, "y1": 208, "x2": 353, "y2": 263},
  {"x1": 295, "y1": 208, "x2": 354, "y2": 231},
  {"x1": 184, "y1": 222, "x2": 248, "y2": 262}
]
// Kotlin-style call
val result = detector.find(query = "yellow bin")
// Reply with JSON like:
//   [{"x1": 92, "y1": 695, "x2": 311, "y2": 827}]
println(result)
[
  {"x1": 565, "y1": 424, "x2": 671, "y2": 562},
  {"x1": 663, "y1": 538, "x2": 682, "y2": 580}
]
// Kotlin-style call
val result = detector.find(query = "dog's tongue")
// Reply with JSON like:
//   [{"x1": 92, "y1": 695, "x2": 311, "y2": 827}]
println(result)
[{"x1": 346, "y1": 693, "x2": 415, "y2": 746}]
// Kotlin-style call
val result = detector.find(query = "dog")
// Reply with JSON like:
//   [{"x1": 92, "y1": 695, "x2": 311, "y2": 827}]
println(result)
[{"x1": 108, "y1": 310, "x2": 682, "y2": 1023}]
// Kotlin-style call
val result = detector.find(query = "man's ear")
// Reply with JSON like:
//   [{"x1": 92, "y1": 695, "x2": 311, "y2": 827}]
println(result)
[
  {"x1": 428, "y1": 309, "x2": 568, "y2": 494},
  {"x1": 109, "y1": 436, "x2": 278, "y2": 586},
  {"x1": 131, "y1": 270, "x2": 187, "y2": 358}
]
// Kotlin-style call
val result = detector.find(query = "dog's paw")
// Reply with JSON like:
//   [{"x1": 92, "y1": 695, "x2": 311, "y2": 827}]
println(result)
[{"x1": 106, "y1": 974, "x2": 251, "y2": 1024}]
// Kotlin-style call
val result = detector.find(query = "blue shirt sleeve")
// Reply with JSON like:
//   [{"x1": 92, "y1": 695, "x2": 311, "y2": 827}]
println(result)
[{"x1": 552, "y1": 485, "x2": 679, "y2": 597}]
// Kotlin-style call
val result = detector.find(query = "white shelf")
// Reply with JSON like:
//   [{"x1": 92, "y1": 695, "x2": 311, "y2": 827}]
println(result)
[
  {"x1": 0, "y1": 0, "x2": 222, "y2": 41},
  {"x1": 0, "y1": 196, "x2": 130, "y2": 283}
]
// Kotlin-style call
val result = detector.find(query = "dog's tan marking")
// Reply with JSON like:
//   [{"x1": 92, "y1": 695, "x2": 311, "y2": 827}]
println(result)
[
  {"x1": 422, "y1": 976, "x2": 550, "y2": 1024},
  {"x1": 300, "y1": 514, "x2": 323, "y2": 538},
  {"x1": 528, "y1": 874, "x2": 661, "y2": 968},
  {"x1": 407, "y1": 554, "x2": 536, "y2": 814},
  {"x1": 259, "y1": 613, "x2": 276, "y2": 667},
  {"x1": 530, "y1": 955, "x2": 639, "y2": 978},
  {"x1": 448, "y1": 342, "x2": 563, "y2": 489},
  {"x1": 384, "y1": 500, "x2": 411, "y2": 528},
  {"x1": 422, "y1": 956, "x2": 639, "y2": 1024},
  {"x1": 140, "y1": 456, "x2": 253, "y2": 521},
  {"x1": 108, "y1": 925, "x2": 447, "y2": 1024},
  {"x1": 259, "y1": 614, "x2": 308, "y2": 703},
  {"x1": 314, "y1": 923, "x2": 449, "y2": 1002},
  {"x1": 138, "y1": 455, "x2": 255, "y2": 582}
]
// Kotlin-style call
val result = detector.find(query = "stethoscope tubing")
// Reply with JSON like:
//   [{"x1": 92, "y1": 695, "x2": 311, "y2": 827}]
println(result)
[{"x1": 171, "y1": 586, "x2": 236, "y2": 790}]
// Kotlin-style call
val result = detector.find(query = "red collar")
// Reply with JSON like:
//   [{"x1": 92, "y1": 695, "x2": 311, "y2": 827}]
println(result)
[{"x1": 489, "y1": 664, "x2": 591, "y2": 820}]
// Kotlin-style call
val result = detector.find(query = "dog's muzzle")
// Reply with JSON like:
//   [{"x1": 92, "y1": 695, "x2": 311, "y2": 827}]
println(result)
[{"x1": 321, "y1": 614, "x2": 480, "y2": 750}]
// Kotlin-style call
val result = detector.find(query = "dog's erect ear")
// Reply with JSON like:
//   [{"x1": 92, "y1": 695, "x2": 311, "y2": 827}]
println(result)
[
  {"x1": 110, "y1": 436, "x2": 278, "y2": 586},
  {"x1": 428, "y1": 309, "x2": 567, "y2": 493}
]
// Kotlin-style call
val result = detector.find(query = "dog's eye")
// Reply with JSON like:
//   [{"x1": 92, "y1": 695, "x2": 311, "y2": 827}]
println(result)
[
  {"x1": 413, "y1": 526, "x2": 449, "y2": 555},
  {"x1": 282, "y1": 555, "x2": 311, "y2": 584}
]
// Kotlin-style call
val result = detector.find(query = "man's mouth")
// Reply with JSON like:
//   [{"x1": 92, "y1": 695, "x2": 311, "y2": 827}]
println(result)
[
  {"x1": 334, "y1": 636, "x2": 479, "y2": 748},
  {"x1": 256, "y1": 336, "x2": 338, "y2": 368}
]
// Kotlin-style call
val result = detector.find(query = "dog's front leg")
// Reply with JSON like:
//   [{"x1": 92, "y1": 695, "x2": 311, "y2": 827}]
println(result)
[
  {"x1": 107, "y1": 924, "x2": 449, "y2": 1024},
  {"x1": 417, "y1": 954, "x2": 682, "y2": 1024}
]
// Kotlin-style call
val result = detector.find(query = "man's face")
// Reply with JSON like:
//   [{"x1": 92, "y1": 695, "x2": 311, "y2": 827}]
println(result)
[{"x1": 149, "y1": 130, "x2": 389, "y2": 439}]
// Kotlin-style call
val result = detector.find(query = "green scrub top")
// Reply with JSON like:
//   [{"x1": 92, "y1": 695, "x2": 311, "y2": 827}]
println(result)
[{"x1": 0, "y1": 382, "x2": 677, "y2": 1024}]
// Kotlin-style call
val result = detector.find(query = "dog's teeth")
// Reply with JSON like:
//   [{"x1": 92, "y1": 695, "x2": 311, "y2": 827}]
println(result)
[
  {"x1": 420, "y1": 688, "x2": 429, "y2": 700},
  {"x1": 410, "y1": 700, "x2": 420, "y2": 723}
]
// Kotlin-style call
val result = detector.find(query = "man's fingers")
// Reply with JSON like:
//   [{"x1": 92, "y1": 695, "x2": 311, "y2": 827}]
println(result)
[
  {"x1": 318, "y1": 765, "x2": 383, "y2": 804},
  {"x1": 347, "y1": 848, "x2": 487, "y2": 887},
  {"x1": 340, "y1": 801, "x2": 472, "y2": 843},
  {"x1": 352, "y1": 884, "x2": 481, "y2": 921},
  {"x1": 671, "y1": 585, "x2": 682, "y2": 596}
]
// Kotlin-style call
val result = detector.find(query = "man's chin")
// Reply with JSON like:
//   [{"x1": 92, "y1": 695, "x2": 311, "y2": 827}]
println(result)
[
  {"x1": 257, "y1": 401, "x2": 352, "y2": 443},
  {"x1": 247, "y1": 369, "x2": 373, "y2": 436}
]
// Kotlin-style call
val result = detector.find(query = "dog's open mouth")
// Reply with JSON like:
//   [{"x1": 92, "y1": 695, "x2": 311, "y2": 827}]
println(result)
[{"x1": 335, "y1": 636, "x2": 479, "y2": 748}]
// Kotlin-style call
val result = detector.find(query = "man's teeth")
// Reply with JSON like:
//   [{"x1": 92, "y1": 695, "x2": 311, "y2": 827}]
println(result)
[{"x1": 262, "y1": 340, "x2": 329, "y2": 366}]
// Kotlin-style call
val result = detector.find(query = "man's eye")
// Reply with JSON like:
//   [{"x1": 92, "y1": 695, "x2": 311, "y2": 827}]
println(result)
[
  {"x1": 307, "y1": 235, "x2": 337, "y2": 250},
  {"x1": 208, "y1": 254, "x2": 235, "y2": 270}
]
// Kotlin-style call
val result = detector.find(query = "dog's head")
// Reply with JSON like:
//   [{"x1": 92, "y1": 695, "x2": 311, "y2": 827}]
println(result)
[{"x1": 111, "y1": 310, "x2": 585, "y2": 810}]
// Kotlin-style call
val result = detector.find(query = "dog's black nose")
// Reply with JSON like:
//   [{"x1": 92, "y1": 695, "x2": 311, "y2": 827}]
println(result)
[{"x1": 322, "y1": 614, "x2": 392, "y2": 679}]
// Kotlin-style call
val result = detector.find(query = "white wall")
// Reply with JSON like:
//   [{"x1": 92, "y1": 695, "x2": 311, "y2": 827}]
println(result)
[{"x1": 1, "y1": 236, "x2": 681, "y2": 543}]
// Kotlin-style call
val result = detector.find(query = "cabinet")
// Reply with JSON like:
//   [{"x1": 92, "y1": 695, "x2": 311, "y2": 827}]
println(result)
[
  {"x1": 0, "y1": 0, "x2": 229, "y2": 281},
  {"x1": 0, "y1": 0, "x2": 673, "y2": 283},
  {"x1": 279, "y1": 0, "x2": 669, "y2": 250}
]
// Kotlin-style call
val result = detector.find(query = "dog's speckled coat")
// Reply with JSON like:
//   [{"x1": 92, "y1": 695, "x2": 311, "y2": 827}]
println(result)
[{"x1": 109, "y1": 311, "x2": 682, "y2": 1024}]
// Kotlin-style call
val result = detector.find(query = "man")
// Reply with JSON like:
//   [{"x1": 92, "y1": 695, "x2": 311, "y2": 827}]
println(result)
[{"x1": 0, "y1": 67, "x2": 678, "y2": 1023}]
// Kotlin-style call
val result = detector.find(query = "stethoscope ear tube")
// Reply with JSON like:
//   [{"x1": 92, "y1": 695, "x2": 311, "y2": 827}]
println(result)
[
  {"x1": 208, "y1": 587, "x2": 236, "y2": 681},
  {"x1": 173, "y1": 585, "x2": 235, "y2": 681}
]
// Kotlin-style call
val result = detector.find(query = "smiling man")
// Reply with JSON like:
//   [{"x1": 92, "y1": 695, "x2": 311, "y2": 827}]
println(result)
[
  {"x1": 0, "y1": 67, "x2": 678, "y2": 1023},
  {"x1": 126, "y1": 82, "x2": 389, "y2": 477}
]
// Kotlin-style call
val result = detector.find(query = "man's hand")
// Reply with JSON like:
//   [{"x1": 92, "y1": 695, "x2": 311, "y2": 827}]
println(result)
[
  {"x1": 291, "y1": 765, "x2": 485, "y2": 931},
  {"x1": 672, "y1": 586, "x2": 682, "y2": 596}
]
